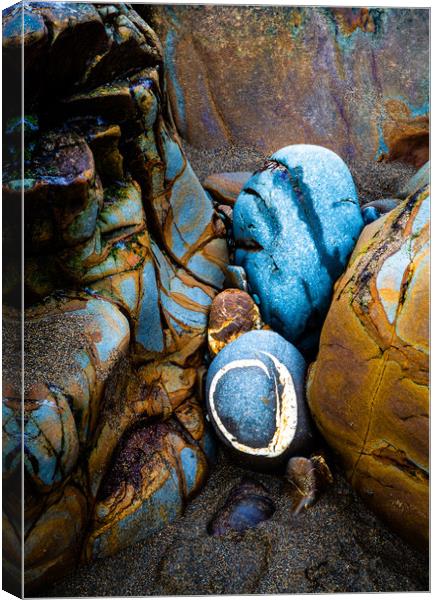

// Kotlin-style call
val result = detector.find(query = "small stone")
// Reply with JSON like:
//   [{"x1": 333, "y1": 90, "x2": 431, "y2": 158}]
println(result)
[
  {"x1": 362, "y1": 206, "x2": 381, "y2": 224},
  {"x1": 203, "y1": 171, "x2": 252, "y2": 206},
  {"x1": 225, "y1": 265, "x2": 249, "y2": 292},
  {"x1": 206, "y1": 329, "x2": 314, "y2": 469},
  {"x1": 208, "y1": 289, "x2": 264, "y2": 357},
  {"x1": 361, "y1": 198, "x2": 399, "y2": 214}
]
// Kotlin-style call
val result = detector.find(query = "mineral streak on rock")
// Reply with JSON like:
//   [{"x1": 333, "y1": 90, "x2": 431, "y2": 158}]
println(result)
[
  {"x1": 208, "y1": 478, "x2": 275, "y2": 536},
  {"x1": 146, "y1": 6, "x2": 428, "y2": 167},
  {"x1": 307, "y1": 185, "x2": 429, "y2": 550},
  {"x1": 208, "y1": 288, "x2": 265, "y2": 357},
  {"x1": 2, "y1": 3, "x2": 228, "y2": 591},
  {"x1": 84, "y1": 421, "x2": 208, "y2": 561}
]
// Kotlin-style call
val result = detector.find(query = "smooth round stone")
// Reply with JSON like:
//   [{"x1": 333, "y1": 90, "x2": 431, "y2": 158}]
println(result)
[
  {"x1": 233, "y1": 144, "x2": 364, "y2": 356},
  {"x1": 361, "y1": 198, "x2": 399, "y2": 214},
  {"x1": 206, "y1": 330, "x2": 314, "y2": 469}
]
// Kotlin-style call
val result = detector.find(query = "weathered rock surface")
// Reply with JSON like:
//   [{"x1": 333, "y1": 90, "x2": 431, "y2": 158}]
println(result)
[
  {"x1": 203, "y1": 172, "x2": 252, "y2": 206},
  {"x1": 398, "y1": 160, "x2": 429, "y2": 199},
  {"x1": 233, "y1": 144, "x2": 364, "y2": 355},
  {"x1": 2, "y1": 3, "x2": 227, "y2": 591},
  {"x1": 207, "y1": 288, "x2": 265, "y2": 357},
  {"x1": 145, "y1": 6, "x2": 429, "y2": 168},
  {"x1": 307, "y1": 185, "x2": 429, "y2": 550}
]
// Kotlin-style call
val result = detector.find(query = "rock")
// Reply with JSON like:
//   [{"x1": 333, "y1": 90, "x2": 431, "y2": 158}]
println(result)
[
  {"x1": 206, "y1": 330, "x2": 314, "y2": 469},
  {"x1": 224, "y1": 265, "x2": 249, "y2": 292},
  {"x1": 284, "y1": 454, "x2": 333, "y2": 514},
  {"x1": 40, "y1": 453, "x2": 430, "y2": 596},
  {"x1": 84, "y1": 422, "x2": 209, "y2": 561},
  {"x1": 398, "y1": 161, "x2": 429, "y2": 199},
  {"x1": 208, "y1": 478, "x2": 275, "y2": 536},
  {"x1": 361, "y1": 198, "x2": 402, "y2": 225},
  {"x1": 146, "y1": 6, "x2": 428, "y2": 168},
  {"x1": 207, "y1": 289, "x2": 264, "y2": 357},
  {"x1": 203, "y1": 172, "x2": 252, "y2": 205},
  {"x1": 362, "y1": 206, "x2": 381, "y2": 224},
  {"x1": 361, "y1": 198, "x2": 399, "y2": 214},
  {"x1": 307, "y1": 186, "x2": 429, "y2": 550},
  {"x1": 2, "y1": 4, "x2": 228, "y2": 592},
  {"x1": 233, "y1": 144, "x2": 364, "y2": 355}
]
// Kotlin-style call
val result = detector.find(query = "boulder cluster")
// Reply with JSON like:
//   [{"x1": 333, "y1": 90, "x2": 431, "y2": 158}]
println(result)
[{"x1": 1, "y1": 2, "x2": 429, "y2": 593}]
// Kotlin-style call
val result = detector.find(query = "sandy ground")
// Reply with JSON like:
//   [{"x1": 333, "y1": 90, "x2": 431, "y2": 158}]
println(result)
[
  {"x1": 184, "y1": 142, "x2": 417, "y2": 205},
  {"x1": 41, "y1": 448, "x2": 428, "y2": 597}
]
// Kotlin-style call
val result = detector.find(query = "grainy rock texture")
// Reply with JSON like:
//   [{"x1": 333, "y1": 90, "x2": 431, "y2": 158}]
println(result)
[
  {"x1": 307, "y1": 186, "x2": 429, "y2": 550},
  {"x1": 233, "y1": 144, "x2": 364, "y2": 355},
  {"x1": 204, "y1": 171, "x2": 252, "y2": 206},
  {"x1": 145, "y1": 6, "x2": 429, "y2": 168}
]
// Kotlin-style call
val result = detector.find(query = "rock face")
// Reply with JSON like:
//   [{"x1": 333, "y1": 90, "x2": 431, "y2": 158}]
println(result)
[
  {"x1": 206, "y1": 330, "x2": 314, "y2": 469},
  {"x1": 307, "y1": 185, "x2": 429, "y2": 550},
  {"x1": 2, "y1": 3, "x2": 227, "y2": 591},
  {"x1": 204, "y1": 172, "x2": 252, "y2": 206},
  {"x1": 233, "y1": 144, "x2": 364, "y2": 355},
  {"x1": 146, "y1": 6, "x2": 429, "y2": 168}
]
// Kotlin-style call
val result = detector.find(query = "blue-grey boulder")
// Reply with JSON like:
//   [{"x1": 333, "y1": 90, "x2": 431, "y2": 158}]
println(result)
[
  {"x1": 233, "y1": 144, "x2": 364, "y2": 354},
  {"x1": 206, "y1": 329, "x2": 313, "y2": 469}
]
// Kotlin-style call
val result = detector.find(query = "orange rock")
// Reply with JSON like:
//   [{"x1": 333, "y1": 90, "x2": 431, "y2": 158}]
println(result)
[
  {"x1": 207, "y1": 289, "x2": 264, "y2": 356},
  {"x1": 307, "y1": 186, "x2": 429, "y2": 550},
  {"x1": 203, "y1": 172, "x2": 252, "y2": 206}
]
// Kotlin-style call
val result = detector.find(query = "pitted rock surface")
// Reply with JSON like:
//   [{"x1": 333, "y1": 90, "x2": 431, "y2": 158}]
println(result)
[{"x1": 146, "y1": 6, "x2": 428, "y2": 169}]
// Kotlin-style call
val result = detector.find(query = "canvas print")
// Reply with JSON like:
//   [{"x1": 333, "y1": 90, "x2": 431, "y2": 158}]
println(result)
[{"x1": 2, "y1": 2, "x2": 429, "y2": 597}]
